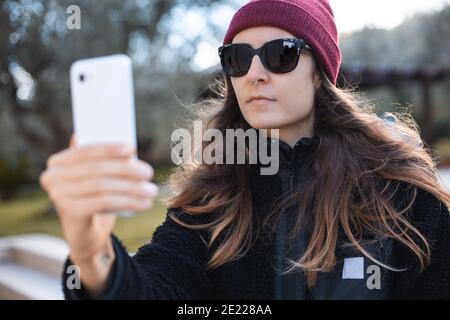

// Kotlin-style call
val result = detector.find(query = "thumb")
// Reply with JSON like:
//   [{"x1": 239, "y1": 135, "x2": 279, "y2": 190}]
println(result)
[{"x1": 69, "y1": 134, "x2": 77, "y2": 148}]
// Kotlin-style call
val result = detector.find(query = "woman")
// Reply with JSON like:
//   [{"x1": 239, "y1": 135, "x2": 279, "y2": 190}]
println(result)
[{"x1": 40, "y1": 0, "x2": 450, "y2": 299}]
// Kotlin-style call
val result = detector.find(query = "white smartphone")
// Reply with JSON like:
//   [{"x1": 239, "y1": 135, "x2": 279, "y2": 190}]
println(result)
[{"x1": 70, "y1": 54, "x2": 137, "y2": 218}]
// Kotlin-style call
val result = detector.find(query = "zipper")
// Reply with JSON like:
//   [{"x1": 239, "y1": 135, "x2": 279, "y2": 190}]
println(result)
[
  {"x1": 275, "y1": 162, "x2": 290, "y2": 299},
  {"x1": 275, "y1": 149, "x2": 295, "y2": 299},
  {"x1": 283, "y1": 142, "x2": 310, "y2": 299},
  {"x1": 289, "y1": 141, "x2": 313, "y2": 299},
  {"x1": 284, "y1": 155, "x2": 296, "y2": 298},
  {"x1": 276, "y1": 140, "x2": 311, "y2": 300},
  {"x1": 288, "y1": 140, "x2": 298, "y2": 189}
]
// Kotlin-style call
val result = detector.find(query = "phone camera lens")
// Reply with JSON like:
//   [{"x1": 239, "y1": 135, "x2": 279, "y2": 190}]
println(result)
[{"x1": 79, "y1": 74, "x2": 85, "y2": 82}]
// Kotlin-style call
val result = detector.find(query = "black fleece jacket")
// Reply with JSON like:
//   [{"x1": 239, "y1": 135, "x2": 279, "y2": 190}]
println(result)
[{"x1": 62, "y1": 136, "x2": 450, "y2": 300}]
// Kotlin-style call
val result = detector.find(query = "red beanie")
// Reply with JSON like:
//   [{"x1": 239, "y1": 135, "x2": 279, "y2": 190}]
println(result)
[{"x1": 223, "y1": 0, "x2": 341, "y2": 84}]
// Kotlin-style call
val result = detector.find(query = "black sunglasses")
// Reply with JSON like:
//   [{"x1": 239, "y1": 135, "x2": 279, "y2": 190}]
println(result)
[{"x1": 218, "y1": 38, "x2": 311, "y2": 77}]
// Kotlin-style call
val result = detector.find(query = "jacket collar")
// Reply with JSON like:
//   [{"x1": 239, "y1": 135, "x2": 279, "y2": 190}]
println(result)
[
  {"x1": 250, "y1": 134, "x2": 320, "y2": 172},
  {"x1": 277, "y1": 135, "x2": 320, "y2": 169}
]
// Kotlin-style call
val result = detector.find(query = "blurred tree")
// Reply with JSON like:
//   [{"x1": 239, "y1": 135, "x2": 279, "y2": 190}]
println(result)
[
  {"x1": 341, "y1": 5, "x2": 450, "y2": 68},
  {"x1": 0, "y1": 156, "x2": 31, "y2": 200},
  {"x1": 0, "y1": 0, "x2": 230, "y2": 176},
  {"x1": 340, "y1": 4, "x2": 450, "y2": 142}
]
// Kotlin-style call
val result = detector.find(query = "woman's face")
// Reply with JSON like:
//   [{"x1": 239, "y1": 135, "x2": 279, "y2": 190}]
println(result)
[{"x1": 230, "y1": 26, "x2": 321, "y2": 144}]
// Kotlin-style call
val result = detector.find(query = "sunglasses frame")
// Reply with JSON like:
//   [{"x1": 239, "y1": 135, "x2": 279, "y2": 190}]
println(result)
[{"x1": 218, "y1": 38, "x2": 312, "y2": 77}]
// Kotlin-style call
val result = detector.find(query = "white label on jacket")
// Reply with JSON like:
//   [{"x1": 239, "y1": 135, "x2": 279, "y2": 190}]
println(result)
[{"x1": 342, "y1": 257, "x2": 364, "y2": 279}]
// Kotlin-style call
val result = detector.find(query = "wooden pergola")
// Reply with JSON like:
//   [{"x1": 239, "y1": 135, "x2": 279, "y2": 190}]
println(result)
[{"x1": 338, "y1": 65, "x2": 450, "y2": 145}]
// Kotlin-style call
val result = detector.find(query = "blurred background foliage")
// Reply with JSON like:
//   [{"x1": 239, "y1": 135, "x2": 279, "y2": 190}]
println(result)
[{"x1": 0, "y1": 0, "x2": 235, "y2": 199}]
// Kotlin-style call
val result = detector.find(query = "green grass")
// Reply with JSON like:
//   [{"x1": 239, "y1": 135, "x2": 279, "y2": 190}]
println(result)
[{"x1": 0, "y1": 189, "x2": 168, "y2": 253}]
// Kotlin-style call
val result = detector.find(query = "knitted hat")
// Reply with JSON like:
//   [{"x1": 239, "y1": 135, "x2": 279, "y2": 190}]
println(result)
[{"x1": 223, "y1": 0, "x2": 341, "y2": 84}]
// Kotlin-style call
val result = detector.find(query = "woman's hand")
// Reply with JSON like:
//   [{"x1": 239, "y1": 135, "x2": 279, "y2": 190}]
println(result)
[{"x1": 39, "y1": 135, "x2": 158, "y2": 296}]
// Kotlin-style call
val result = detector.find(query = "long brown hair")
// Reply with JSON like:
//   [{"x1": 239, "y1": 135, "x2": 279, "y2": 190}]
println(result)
[{"x1": 163, "y1": 62, "x2": 450, "y2": 288}]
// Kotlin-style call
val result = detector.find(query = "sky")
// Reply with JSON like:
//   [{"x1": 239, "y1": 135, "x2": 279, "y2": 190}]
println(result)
[
  {"x1": 181, "y1": 0, "x2": 450, "y2": 71},
  {"x1": 330, "y1": 0, "x2": 450, "y2": 34}
]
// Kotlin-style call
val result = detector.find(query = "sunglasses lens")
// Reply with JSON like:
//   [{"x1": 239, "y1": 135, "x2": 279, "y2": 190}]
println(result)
[
  {"x1": 219, "y1": 39, "x2": 303, "y2": 76},
  {"x1": 221, "y1": 45, "x2": 252, "y2": 77},
  {"x1": 263, "y1": 39, "x2": 300, "y2": 74}
]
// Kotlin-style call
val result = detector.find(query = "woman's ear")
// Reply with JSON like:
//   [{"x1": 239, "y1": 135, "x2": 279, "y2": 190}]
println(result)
[{"x1": 313, "y1": 69, "x2": 322, "y2": 90}]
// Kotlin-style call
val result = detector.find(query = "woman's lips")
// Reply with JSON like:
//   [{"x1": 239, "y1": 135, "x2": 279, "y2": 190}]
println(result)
[{"x1": 248, "y1": 98, "x2": 276, "y2": 105}]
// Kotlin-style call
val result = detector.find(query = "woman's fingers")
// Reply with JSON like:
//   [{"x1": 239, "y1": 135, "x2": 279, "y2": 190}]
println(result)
[
  {"x1": 39, "y1": 141, "x2": 159, "y2": 222},
  {"x1": 60, "y1": 194, "x2": 154, "y2": 219},
  {"x1": 45, "y1": 158, "x2": 153, "y2": 183},
  {"x1": 41, "y1": 159, "x2": 154, "y2": 185},
  {"x1": 58, "y1": 178, "x2": 159, "y2": 198},
  {"x1": 69, "y1": 134, "x2": 77, "y2": 148},
  {"x1": 48, "y1": 143, "x2": 135, "y2": 167}
]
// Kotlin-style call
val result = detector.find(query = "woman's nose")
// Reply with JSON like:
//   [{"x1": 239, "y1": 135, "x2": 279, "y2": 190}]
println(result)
[{"x1": 246, "y1": 55, "x2": 269, "y2": 84}]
